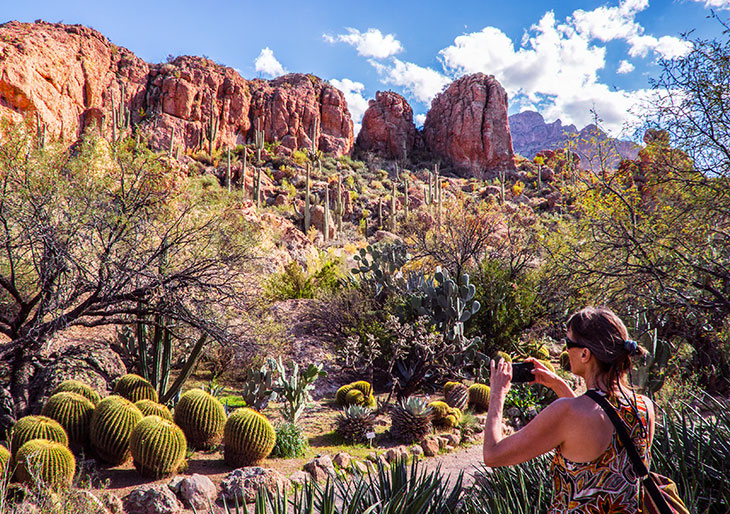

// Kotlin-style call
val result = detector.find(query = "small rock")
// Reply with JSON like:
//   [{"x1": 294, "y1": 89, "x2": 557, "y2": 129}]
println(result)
[
  {"x1": 219, "y1": 467, "x2": 289, "y2": 504},
  {"x1": 384, "y1": 448, "x2": 399, "y2": 463},
  {"x1": 421, "y1": 438, "x2": 440, "y2": 457},
  {"x1": 332, "y1": 452, "x2": 352, "y2": 469},
  {"x1": 366, "y1": 452, "x2": 379, "y2": 463},
  {"x1": 443, "y1": 433, "x2": 461, "y2": 447},
  {"x1": 398, "y1": 447, "x2": 409, "y2": 460},
  {"x1": 351, "y1": 460, "x2": 368, "y2": 474},
  {"x1": 178, "y1": 474, "x2": 216, "y2": 510},
  {"x1": 96, "y1": 491, "x2": 124, "y2": 514},
  {"x1": 444, "y1": 445, "x2": 455, "y2": 452},
  {"x1": 410, "y1": 445, "x2": 424, "y2": 458},
  {"x1": 436, "y1": 437, "x2": 449, "y2": 450},
  {"x1": 303, "y1": 455, "x2": 336, "y2": 482},
  {"x1": 289, "y1": 471, "x2": 310, "y2": 487},
  {"x1": 124, "y1": 485, "x2": 183, "y2": 514}
]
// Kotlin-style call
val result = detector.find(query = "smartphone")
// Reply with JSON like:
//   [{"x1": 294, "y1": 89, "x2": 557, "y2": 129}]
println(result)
[{"x1": 511, "y1": 361, "x2": 535, "y2": 383}]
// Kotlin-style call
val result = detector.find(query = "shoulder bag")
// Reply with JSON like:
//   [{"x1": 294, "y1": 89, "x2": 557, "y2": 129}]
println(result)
[{"x1": 585, "y1": 389, "x2": 689, "y2": 514}]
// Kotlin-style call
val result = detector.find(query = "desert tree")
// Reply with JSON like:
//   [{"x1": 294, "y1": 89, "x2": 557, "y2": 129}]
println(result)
[{"x1": 0, "y1": 120, "x2": 259, "y2": 413}]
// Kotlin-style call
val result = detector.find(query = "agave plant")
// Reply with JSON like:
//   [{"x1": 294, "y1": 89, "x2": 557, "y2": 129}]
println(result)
[
  {"x1": 336, "y1": 405, "x2": 377, "y2": 444},
  {"x1": 390, "y1": 396, "x2": 433, "y2": 444}
]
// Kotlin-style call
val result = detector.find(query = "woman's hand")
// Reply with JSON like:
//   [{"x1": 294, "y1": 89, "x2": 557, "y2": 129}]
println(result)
[
  {"x1": 525, "y1": 357, "x2": 577, "y2": 399},
  {"x1": 490, "y1": 357, "x2": 512, "y2": 400}
]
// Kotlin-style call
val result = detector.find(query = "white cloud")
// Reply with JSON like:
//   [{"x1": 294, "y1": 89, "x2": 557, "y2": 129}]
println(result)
[
  {"x1": 254, "y1": 47, "x2": 286, "y2": 77},
  {"x1": 329, "y1": 78, "x2": 369, "y2": 136},
  {"x1": 414, "y1": 113, "x2": 427, "y2": 127},
  {"x1": 617, "y1": 60, "x2": 635, "y2": 73},
  {"x1": 369, "y1": 58, "x2": 450, "y2": 104},
  {"x1": 323, "y1": 28, "x2": 403, "y2": 59},
  {"x1": 689, "y1": 0, "x2": 730, "y2": 9},
  {"x1": 627, "y1": 35, "x2": 692, "y2": 59}
]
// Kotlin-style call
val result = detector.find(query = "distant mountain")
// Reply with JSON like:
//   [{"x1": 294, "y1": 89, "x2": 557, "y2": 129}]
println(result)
[{"x1": 509, "y1": 111, "x2": 639, "y2": 170}]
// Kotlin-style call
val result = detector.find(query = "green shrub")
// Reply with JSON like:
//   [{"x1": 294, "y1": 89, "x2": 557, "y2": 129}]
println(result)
[
  {"x1": 264, "y1": 257, "x2": 341, "y2": 301},
  {"x1": 270, "y1": 422, "x2": 308, "y2": 458}
]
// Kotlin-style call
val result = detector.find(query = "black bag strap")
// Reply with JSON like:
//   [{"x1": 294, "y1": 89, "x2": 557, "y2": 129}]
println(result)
[{"x1": 585, "y1": 389, "x2": 673, "y2": 514}]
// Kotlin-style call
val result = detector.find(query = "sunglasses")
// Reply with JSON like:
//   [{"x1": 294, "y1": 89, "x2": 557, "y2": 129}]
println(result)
[{"x1": 565, "y1": 336, "x2": 587, "y2": 349}]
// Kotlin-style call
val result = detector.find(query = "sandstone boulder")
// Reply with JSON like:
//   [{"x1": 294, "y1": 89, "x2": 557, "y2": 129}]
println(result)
[
  {"x1": 219, "y1": 467, "x2": 289, "y2": 504},
  {"x1": 421, "y1": 438, "x2": 440, "y2": 457},
  {"x1": 355, "y1": 91, "x2": 421, "y2": 160},
  {"x1": 173, "y1": 474, "x2": 216, "y2": 510},
  {"x1": 124, "y1": 485, "x2": 183, "y2": 514},
  {"x1": 303, "y1": 455, "x2": 336, "y2": 482},
  {"x1": 423, "y1": 73, "x2": 514, "y2": 176}
]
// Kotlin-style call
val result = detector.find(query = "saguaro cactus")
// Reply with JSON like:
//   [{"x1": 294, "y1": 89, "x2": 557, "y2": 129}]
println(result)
[
  {"x1": 206, "y1": 94, "x2": 219, "y2": 156},
  {"x1": 255, "y1": 118, "x2": 265, "y2": 164},
  {"x1": 324, "y1": 181, "x2": 330, "y2": 242}
]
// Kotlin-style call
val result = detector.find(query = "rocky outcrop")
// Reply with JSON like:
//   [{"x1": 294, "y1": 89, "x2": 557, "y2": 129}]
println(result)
[
  {"x1": 0, "y1": 21, "x2": 354, "y2": 156},
  {"x1": 509, "y1": 110, "x2": 639, "y2": 170},
  {"x1": 355, "y1": 91, "x2": 421, "y2": 159},
  {"x1": 423, "y1": 73, "x2": 514, "y2": 176}
]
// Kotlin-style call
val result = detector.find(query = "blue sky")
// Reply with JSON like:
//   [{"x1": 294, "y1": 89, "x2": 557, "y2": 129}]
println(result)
[{"x1": 3, "y1": 0, "x2": 728, "y2": 138}]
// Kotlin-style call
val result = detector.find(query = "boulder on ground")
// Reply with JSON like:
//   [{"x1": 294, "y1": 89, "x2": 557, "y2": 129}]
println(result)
[
  {"x1": 219, "y1": 467, "x2": 289, "y2": 504},
  {"x1": 124, "y1": 485, "x2": 183, "y2": 514}
]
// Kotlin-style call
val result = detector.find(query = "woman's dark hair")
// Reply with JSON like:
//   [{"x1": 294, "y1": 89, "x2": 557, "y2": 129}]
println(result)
[{"x1": 566, "y1": 306, "x2": 645, "y2": 393}]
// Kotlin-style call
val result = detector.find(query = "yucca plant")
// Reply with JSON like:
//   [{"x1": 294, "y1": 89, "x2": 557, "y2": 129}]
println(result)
[
  {"x1": 390, "y1": 396, "x2": 432, "y2": 444},
  {"x1": 336, "y1": 405, "x2": 377, "y2": 444}
]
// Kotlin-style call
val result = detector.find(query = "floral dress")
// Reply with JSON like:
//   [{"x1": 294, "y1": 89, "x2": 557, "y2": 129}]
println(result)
[{"x1": 548, "y1": 391, "x2": 650, "y2": 513}]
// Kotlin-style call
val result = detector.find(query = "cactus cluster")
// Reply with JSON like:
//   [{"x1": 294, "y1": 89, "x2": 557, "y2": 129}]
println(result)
[
  {"x1": 130, "y1": 416, "x2": 187, "y2": 478},
  {"x1": 428, "y1": 401, "x2": 462, "y2": 428},
  {"x1": 14, "y1": 439, "x2": 76, "y2": 489},
  {"x1": 468, "y1": 384, "x2": 491, "y2": 412},
  {"x1": 390, "y1": 397, "x2": 432, "y2": 444},
  {"x1": 223, "y1": 408, "x2": 276, "y2": 467},
  {"x1": 174, "y1": 389, "x2": 226, "y2": 450},
  {"x1": 135, "y1": 399, "x2": 173, "y2": 421},
  {"x1": 443, "y1": 382, "x2": 469, "y2": 411},
  {"x1": 113, "y1": 374, "x2": 159, "y2": 403},
  {"x1": 41, "y1": 392, "x2": 96, "y2": 446},
  {"x1": 335, "y1": 381, "x2": 376, "y2": 408},
  {"x1": 336, "y1": 405, "x2": 376, "y2": 444},
  {"x1": 11, "y1": 416, "x2": 68, "y2": 456},
  {"x1": 90, "y1": 395, "x2": 143, "y2": 465},
  {"x1": 51, "y1": 380, "x2": 101, "y2": 405}
]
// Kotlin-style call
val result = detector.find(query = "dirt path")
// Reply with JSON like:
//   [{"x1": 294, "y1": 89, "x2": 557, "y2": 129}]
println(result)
[{"x1": 422, "y1": 436, "x2": 486, "y2": 487}]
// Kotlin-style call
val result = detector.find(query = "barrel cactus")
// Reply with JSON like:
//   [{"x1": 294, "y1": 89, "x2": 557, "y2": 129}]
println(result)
[
  {"x1": 560, "y1": 351, "x2": 571, "y2": 371},
  {"x1": 135, "y1": 400, "x2": 173, "y2": 421},
  {"x1": 224, "y1": 408, "x2": 276, "y2": 467},
  {"x1": 428, "y1": 401, "x2": 461, "y2": 428},
  {"x1": 14, "y1": 439, "x2": 76, "y2": 489},
  {"x1": 0, "y1": 445, "x2": 10, "y2": 476},
  {"x1": 90, "y1": 395, "x2": 143, "y2": 465},
  {"x1": 345, "y1": 389, "x2": 365, "y2": 406},
  {"x1": 41, "y1": 392, "x2": 95, "y2": 446},
  {"x1": 113, "y1": 374, "x2": 158, "y2": 403},
  {"x1": 350, "y1": 381, "x2": 372, "y2": 397},
  {"x1": 445, "y1": 383, "x2": 469, "y2": 410},
  {"x1": 538, "y1": 359, "x2": 556, "y2": 373},
  {"x1": 129, "y1": 416, "x2": 187, "y2": 478},
  {"x1": 174, "y1": 389, "x2": 226, "y2": 450},
  {"x1": 443, "y1": 381, "x2": 461, "y2": 395},
  {"x1": 51, "y1": 379, "x2": 102, "y2": 405},
  {"x1": 11, "y1": 416, "x2": 68, "y2": 456},
  {"x1": 496, "y1": 351, "x2": 512, "y2": 363},
  {"x1": 468, "y1": 383, "x2": 491, "y2": 412},
  {"x1": 335, "y1": 384, "x2": 353, "y2": 405}
]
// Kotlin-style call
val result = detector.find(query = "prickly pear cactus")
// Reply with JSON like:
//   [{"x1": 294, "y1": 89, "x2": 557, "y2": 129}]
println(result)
[
  {"x1": 130, "y1": 415, "x2": 187, "y2": 478},
  {"x1": 174, "y1": 389, "x2": 226, "y2": 450},
  {"x1": 468, "y1": 383, "x2": 491, "y2": 412},
  {"x1": 113, "y1": 374, "x2": 158, "y2": 403},
  {"x1": 11, "y1": 416, "x2": 68, "y2": 456},
  {"x1": 135, "y1": 400, "x2": 173, "y2": 421},
  {"x1": 41, "y1": 392, "x2": 95, "y2": 446},
  {"x1": 223, "y1": 408, "x2": 276, "y2": 467},
  {"x1": 90, "y1": 395, "x2": 144, "y2": 465},
  {"x1": 51, "y1": 379, "x2": 102, "y2": 405},
  {"x1": 15, "y1": 439, "x2": 76, "y2": 489}
]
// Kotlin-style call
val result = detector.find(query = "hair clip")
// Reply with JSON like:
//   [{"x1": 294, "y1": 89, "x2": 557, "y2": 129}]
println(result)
[{"x1": 624, "y1": 339, "x2": 639, "y2": 355}]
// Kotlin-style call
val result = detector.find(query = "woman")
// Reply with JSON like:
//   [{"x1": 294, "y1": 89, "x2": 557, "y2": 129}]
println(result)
[{"x1": 482, "y1": 306, "x2": 656, "y2": 513}]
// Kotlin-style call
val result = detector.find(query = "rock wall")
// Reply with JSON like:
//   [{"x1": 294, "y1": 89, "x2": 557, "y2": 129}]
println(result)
[
  {"x1": 0, "y1": 21, "x2": 354, "y2": 156},
  {"x1": 423, "y1": 73, "x2": 514, "y2": 176},
  {"x1": 355, "y1": 90, "x2": 421, "y2": 160}
]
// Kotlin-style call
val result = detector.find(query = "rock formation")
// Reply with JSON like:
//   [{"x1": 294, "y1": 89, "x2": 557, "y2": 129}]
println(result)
[
  {"x1": 0, "y1": 21, "x2": 354, "y2": 156},
  {"x1": 509, "y1": 110, "x2": 639, "y2": 170},
  {"x1": 423, "y1": 73, "x2": 514, "y2": 176},
  {"x1": 355, "y1": 91, "x2": 421, "y2": 160}
]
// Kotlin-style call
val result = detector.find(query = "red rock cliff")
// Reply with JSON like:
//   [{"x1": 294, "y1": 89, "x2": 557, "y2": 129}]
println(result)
[
  {"x1": 423, "y1": 73, "x2": 514, "y2": 176},
  {"x1": 355, "y1": 90, "x2": 421, "y2": 160}
]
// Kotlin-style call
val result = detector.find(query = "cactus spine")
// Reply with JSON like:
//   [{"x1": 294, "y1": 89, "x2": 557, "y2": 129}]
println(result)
[
  {"x1": 90, "y1": 395, "x2": 144, "y2": 465},
  {"x1": 174, "y1": 389, "x2": 226, "y2": 450},
  {"x1": 227, "y1": 146, "x2": 232, "y2": 193},
  {"x1": 241, "y1": 147, "x2": 248, "y2": 193},
  {"x1": 15, "y1": 439, "x2": 75, "y2": 489},
  {"x1": 130, "y1": 415, "x2": 187, "y2": 478},
  {"x1": 254, "y1": 167, "x2": 262, "y2": 208},
  {"x1": 303, "y1": 164, "x2": 311, "y2": 232},
  {"x1": 135, "y1": 399, "x2": 173, "y2": 421},
  {"x1": 41, "y1": 392, "x2": 95, "y2": 446},
  {"x1": 51, "y1": 380, "x2": 101, "y2": 405},
  {"x1": 223, "y1": 408, "x2": 277, "y2": 467},
  {"x1": 333, "y1": 175, "x2": 344, "y2": 238},
  {"x1": 11, "y1": 416, "x2": 68, "y2": 456},
  {"x1": 390, "y1": 180, "x2": 397, "y2": 232},
  {"x1": 324, "y1": 180, "x2": 330, "y2": 241},
  {"x1": 111, "y1": 82, "x2": 131, "y2": 142}
]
